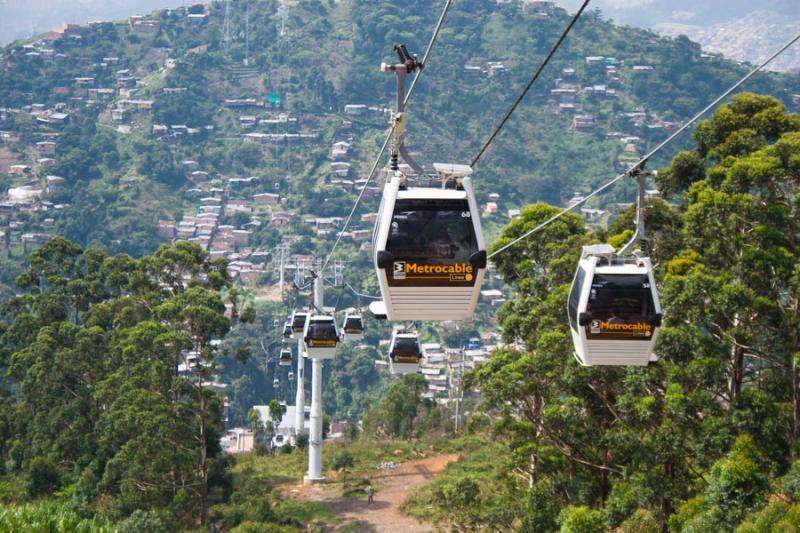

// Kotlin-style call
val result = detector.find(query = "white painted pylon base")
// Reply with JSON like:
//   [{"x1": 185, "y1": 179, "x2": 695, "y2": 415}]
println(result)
[
  {"x1": 305, "y1": 331, "x2": 325, "y2": 483},
  {"x1": 294, "y1": 335, "x2": 305, "y2": 436}
]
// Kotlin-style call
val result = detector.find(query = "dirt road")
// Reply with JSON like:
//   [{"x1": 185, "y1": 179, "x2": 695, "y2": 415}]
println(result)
[{"x1": 285, "y1": 453, "x2": 459, "y2": 532}]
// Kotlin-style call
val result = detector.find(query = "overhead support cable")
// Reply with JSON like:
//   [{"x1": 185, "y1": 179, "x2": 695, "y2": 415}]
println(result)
[
  {"x1": 320, "y1": 0, "x2": 455, "y2": 274},
  {"x1": 488, "y1": 30, "x2": 800, "y2": 261},
  {"x1": 470, "y1": 0, "x2": 591, "y2": 167},
  {"x1": 345, "y1": 282, "x2": 382, "y2": 301}
]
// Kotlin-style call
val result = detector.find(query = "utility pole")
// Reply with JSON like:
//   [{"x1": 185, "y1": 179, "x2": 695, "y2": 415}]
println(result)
[
  {"x1": 454, "y1": 347, "x2": 464, "y2": 432},
  {"x1": 305, "y1": 272, "x2": 326, "y2": 484},
  {"x1": 244, "y1": 2, "x2": 250, "y2": 66},
  {"x1": 222, "y1": 0, "x2": 232, "y2": 52},
  {"x1": 277, "y1": 243, "x2": 288, "y2": 296}
]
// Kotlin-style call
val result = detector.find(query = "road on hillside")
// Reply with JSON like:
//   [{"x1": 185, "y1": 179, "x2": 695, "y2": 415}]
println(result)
[{"x1": 285, "y1": 453, "x2": 460, "y2": 532}]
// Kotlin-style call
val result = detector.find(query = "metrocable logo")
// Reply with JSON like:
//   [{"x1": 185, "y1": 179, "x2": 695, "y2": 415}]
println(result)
[
  {"x1": 600, "y1": 321, "x2": 651, "y2": 332},
  {"x1": 393, "y1": 261, "x2": 406, "y2": 279},
  {"x1": 392, "y1": 262, "x2": 474, "y2": 282},
  {"x1": 404, "y1": 263, "x2": 473, "y2": 274},
  {"x1": 589, "y1": 320, "x2": 652, "y2": 336},
  {"x1": 309, "y1": 339, "x2": 337, "y2": 347}
]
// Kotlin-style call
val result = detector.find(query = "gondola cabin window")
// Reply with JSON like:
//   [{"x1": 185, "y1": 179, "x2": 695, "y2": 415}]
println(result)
[
  {"x1": 586, "y1": 274, "x2": 655, "y2": 340},
  {"x1": 391, "y1": 336, "x2": 421, "y2": 362},
  {"x1": 568, "y1": 266, "x2": 586, "y2": 330},
  {"x1": 307, "y1": 322, "x2": 337, "y2": 345},
  {"x1": 385, "y1": 199, "x2": 478, "y2": 287}
]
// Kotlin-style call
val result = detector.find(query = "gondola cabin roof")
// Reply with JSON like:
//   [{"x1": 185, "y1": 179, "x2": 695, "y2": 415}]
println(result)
[
  {"x1": 433, "y1": 162, "x2": 473, "y2": 177},
  {"x1": 395, "y1": 187, "x2": 470, "y2": 201}
]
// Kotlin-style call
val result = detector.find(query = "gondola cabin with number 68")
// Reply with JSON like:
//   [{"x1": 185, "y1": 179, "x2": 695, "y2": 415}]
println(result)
[{"x1": 372, "y1": 164, "x2": 487, "y2": 322}]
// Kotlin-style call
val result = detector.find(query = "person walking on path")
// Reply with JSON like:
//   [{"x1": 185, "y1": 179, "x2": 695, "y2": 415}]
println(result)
[{"x1": 366, "y1": 484, "x2": 374, "y2": 504}]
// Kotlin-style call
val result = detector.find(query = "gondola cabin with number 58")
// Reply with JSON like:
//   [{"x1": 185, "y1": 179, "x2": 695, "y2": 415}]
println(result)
[
  {"x1": 372, "y1": 164, "x2": 487, "y2": 322},
  {"x1": 568, "y1": 244, "x2": 662, "y2": 366}
]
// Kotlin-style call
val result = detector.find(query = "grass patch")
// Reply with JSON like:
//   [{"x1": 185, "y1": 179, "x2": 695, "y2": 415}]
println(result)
[
  {"x1": 0, "y1": 475, "x2": 25, "y2": 504},
  {"x1": 401, "y1": 435, "x2": 509, "y2": 524},
  {"x1": 231, "y1": 448, "x2": 308, "y2": 483}
]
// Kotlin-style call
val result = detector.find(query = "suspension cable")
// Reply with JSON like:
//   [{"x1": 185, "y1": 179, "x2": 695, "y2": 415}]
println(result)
[
  {"x1": 488, "y1": 30, "x2": 800, "y2": 260},
  {"x1": 470, "y1": 0, "x2": 591, "y2": 167},
  {"x1": 345, "y1": 282, "x2": 382, "y2": 301},
  {"x1": 320, "y1": 0, "x2": 455, "y2": 275}
]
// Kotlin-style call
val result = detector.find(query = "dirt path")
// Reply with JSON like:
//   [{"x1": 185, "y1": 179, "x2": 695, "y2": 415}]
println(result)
[{"x1": 284, "y1": 453, "x2": 460, "y2": 532}]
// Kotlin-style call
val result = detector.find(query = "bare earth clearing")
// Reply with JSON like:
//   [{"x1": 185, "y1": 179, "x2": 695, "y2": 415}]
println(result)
[{"x1": 284, "y1": 453, "x2": 460, "y2": 532}]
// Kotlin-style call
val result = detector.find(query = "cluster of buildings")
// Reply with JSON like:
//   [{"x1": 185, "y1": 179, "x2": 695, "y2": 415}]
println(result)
[
  {"x1": 0, "y1": 141, "x2": 67, "y2": 250},
  {"x1": 157, "y1": 165, "x2": 290, "y2": 282}
]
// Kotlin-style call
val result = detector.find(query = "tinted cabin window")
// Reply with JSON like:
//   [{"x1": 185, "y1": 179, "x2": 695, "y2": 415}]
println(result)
[
  {"x1": 386, "y1": 199, "x2": 477, "y2": 264},
  {"x1": 392, "y1": 337, "x2": 420, "y2": 357},
  {"x1": 292, "y1": 314, "x2": 307, "y2": 330},
  {"x1": 344, "y1": 317, "x2": 362, "y2": 331},
  {"x1": 308, "y1": 322, "x2": 337, "y2": 340},
  {"x1": 588, "y1": 274, "x2": 654, "y2": 322},
  {"x1": 568, "y1": 266, "x2": 585, "y2": 330}
]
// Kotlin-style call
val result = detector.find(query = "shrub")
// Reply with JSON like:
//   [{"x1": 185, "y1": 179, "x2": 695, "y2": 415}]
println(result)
[
  {"x1": 558, "y1": 505, "x2": 607, "y2": 533},
  {"x1": 117, "y1": 509, "x2": 167, "y2": 533},
  {"x1": 332, "y1": 452, "x2": 355, "y2": 471},
  {"x1": 26, "y1": 456, "x2": 60, "y2": 498}
]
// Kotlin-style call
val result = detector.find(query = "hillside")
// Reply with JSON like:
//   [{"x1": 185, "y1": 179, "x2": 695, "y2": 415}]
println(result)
[{"x1": 555, "y1": 0, "x2": 800, "y2": 72}]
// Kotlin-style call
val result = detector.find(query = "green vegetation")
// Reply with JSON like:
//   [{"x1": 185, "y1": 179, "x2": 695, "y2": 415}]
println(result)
[
  {"x1": 405, "y1": 93, "x2": 800, "y2": 531},
  {"x1": 0, "y1": 239, "x2": 253, "y2": 528},
  {"x1": 0, "y1": 501, "x2": 115, "y2": 532}
]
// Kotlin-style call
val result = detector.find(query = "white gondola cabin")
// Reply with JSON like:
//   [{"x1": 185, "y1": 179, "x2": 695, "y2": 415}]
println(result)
[
  {"x1": 341, "y1": 313, "x2": 365, "y2": 341},
  {"x1": 273, "y1": 378, "x2": 280, "y2": 388},
  {"x1": 288, "y1": 371, "x2": 294, "y2": 381},
  {"x1": 290, "y1": 311, "x2": 308, "y2": 339},
  {"x1": 282, "y1": 321, "x2": 293, "y2": 339},
  {"x1": 568, "y1": 244, "x2": 662, "y2": 366},
  {"x1": 279, "y1": 348, "x2": 293, "y2": 366},
  {"x1": 303, "y1": 315, "x2": 339, "y2": 359},
  {"x1": 388, "y1": 331, "x2": 422, "y2": 375},
  {"x1": 372, "y1": 164, "x2": 487, "y2": 321}
]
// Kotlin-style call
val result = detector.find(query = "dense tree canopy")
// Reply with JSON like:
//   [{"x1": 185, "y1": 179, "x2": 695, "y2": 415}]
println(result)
[
  {"x1": 0, "y1": 239, "x2": 251, "y2": 528},
  {"x1": 442, "y1": 93, "x2": 800, "y2": 531}
]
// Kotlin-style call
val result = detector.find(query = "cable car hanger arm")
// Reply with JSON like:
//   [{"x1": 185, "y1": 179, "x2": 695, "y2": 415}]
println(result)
[
  {"x1": 618, "y1": 161, "x2": 651, "y2": 256},
  {"x1": 382, "y1": 44, "x2": 424, "y2": 174},
  {"x1": 318, "y1": 0, "x2": 454, "y2": 275}
]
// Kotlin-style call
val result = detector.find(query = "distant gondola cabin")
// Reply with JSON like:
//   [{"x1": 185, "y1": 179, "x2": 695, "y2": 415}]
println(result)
[
  {"x1": 388, "y1": 331, "x2": 422, "y2": 375},
  {"x1": 303, "y1": 315, "x2": 339, "y2": 359}
]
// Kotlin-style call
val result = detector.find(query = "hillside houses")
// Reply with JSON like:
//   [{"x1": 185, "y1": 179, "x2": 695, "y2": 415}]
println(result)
[
  {"x1": 331, "y1": 141, "x2": 350, "y2": 159},
  {"x1": 572, "y1": 114, "x2": 595, "y2": 130}
]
